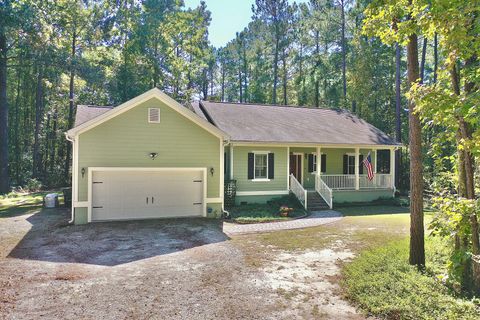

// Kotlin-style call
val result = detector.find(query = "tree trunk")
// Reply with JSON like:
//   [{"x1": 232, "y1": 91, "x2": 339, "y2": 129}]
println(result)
[
  {"x1": 49, "y1": 110, "x2": 57, "y2": 174},
  {"x1": 395, "y1": 42, "x2": 402, "y2": 189},
  {"x1": 33, "y1": 64, "x2": 44, "y2": 178},
  {"x1": 282, "y1": 50, "x2": 287, "y2": 105},
  {"x1": 407, "y1": 32, "x2": 425, "y2": 267},
  {"x1": 314, "y1": 31, "x2": 320, "y2": 108},
  {"x1": 221, "y1": 62, "x2": 225, "y2": 102},
  {"x1": 0, "y1": 31, "x2": 9, "y2": 193},
  {"x1": 340, "y1": 0, "x2": 347, "y2": 101},
  {"x1": 238, "y1": 68, "x2": 243, "y2": 103},
  {"x1": 65, "y1": 30, "x2": 76, "y2": 183},
  {"x1": 433, "y1": 33, "x2": 438, "y2": 84},
  {"x1": 272, "y1": 31, "x2": 279, "y2": 104},
  {"x1": 243, "y1": 45, "x2": 248, "y2": 102}
]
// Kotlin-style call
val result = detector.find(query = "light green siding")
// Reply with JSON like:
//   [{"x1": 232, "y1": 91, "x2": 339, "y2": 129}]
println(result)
[
  {"x1": 206, "y1": 202, "x2": 223, "y2": 218},
  {"x1": 232, "y1": 146, "x2": 288, "y2": 192},
  {"x1": 77, "y1": 97, "x2": 221, "y2": 203},
  {"x1": 235, "y1": 194, "x2": 289, "y2": 205},
  {"x1": 333, "y1": 189, "x2": 393, "y2": 203},
  {"x1": 74, "y1": 207, "x2": 88, "y2": 224}
]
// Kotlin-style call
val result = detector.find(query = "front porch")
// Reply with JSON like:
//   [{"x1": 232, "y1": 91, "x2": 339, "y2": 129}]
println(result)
[{"x1": 288, "y1": 146, "x2": 395, "y2": 210}]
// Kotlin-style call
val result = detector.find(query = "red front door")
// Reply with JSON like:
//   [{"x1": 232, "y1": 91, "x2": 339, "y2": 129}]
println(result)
[{"x1": 289, "y1": 154, "x2": 302, "y2": 183}]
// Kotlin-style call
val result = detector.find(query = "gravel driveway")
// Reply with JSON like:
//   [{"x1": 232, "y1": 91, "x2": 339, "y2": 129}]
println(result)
[{"x1": 0, "y1": 206, "x2": 362, "y2": 320}]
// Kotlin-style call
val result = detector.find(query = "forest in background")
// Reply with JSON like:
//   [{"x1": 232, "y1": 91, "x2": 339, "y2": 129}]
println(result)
[{"x1": 1, "y1": 0, "x2": 417, "y2": 190}]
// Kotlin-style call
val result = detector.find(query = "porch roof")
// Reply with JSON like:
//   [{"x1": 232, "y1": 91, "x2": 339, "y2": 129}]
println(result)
[{"x1": 196, "y1": 101, "x2": 400, "y2": 147}]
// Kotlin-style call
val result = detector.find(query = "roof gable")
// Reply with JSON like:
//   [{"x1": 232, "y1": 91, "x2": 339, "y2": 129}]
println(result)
[
  {"x1": 196, "y1": 101, "x2": 399, "y2": 147},
  {"x1": 67, "y1": 88, "x2": 228, "y2": 140}
]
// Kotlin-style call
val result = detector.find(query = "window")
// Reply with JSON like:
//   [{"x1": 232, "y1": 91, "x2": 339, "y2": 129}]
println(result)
[
  {"x1": 312, "y1": 154, "x2": 317, "y2": 171},
  {"x1": 254, "y1": 153, "x2": 268, "y2": 179},
  {"x1": 148, "y1": 108, "x2": 160, "y2": 123},
  {"x1": 347, "y1": 155, "x2": 356, "y2": 174}
]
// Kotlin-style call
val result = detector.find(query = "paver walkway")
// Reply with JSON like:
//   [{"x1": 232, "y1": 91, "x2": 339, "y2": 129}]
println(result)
[{"x1": 223, "y1": 210, "x2": 342, "y2": 235}]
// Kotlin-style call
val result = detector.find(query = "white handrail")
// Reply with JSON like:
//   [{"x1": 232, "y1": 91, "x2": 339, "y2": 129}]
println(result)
[
  {"x1": 290, "y1": 174, "x2": 307, "y2": 209},
  {"x1": 315, "y1": 175, "x2": 333, "y2": 209}
]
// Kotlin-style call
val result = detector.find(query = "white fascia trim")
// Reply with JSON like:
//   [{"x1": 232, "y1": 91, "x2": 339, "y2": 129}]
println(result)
[
  {"x1": 67, "y1": 88, "x2": 229, "y2": 140},
  {"x1": 236, "y1": 190, "x2": 289, "y2": 196}
]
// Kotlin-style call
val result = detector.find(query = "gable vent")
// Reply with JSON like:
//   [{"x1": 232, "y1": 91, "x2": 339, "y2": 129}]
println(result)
[{"x1": 148, "y1": 108, "x2": 160, "y2": 123}]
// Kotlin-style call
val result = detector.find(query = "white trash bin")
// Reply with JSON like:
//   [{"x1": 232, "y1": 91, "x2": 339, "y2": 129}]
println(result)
[{"x1": 44, "y1": 193, "x2": 58, "y2": 208}]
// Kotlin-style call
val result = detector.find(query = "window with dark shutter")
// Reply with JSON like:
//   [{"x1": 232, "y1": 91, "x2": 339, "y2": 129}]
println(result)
[
  {"x1": 247, "y1": 153, "x2": 254, "y2": 179},
  {"x1": 321, "y1": 154, "x2": 326, "y2": 173},
  {"x1": 268, "y1": 153, "x2": 274, "y2": 179},
  {"x1": 343, "y1": 155, "x2": 348, "y2": 174},
  {"x1": 359, "y1": 154, "x2": 364, "y2": 174}
]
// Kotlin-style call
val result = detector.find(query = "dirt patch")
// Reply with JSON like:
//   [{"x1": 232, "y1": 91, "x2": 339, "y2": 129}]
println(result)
[
  {"x1": 0, "y1": 205, "x2": 365, "y2": 319},
  {"x1": 257, "y1": 248, "x2": 363, "y2": 319}
]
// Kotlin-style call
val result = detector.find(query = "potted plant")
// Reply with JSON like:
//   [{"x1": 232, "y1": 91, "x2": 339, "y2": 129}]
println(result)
[{"x1": 279, "y1": 206, "x2": 293, "y2": 217}]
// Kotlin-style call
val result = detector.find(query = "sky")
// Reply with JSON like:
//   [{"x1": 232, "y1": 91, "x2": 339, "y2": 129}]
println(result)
[{"x1": 184, "y1": 0, "x2": 307, "y2": 48}]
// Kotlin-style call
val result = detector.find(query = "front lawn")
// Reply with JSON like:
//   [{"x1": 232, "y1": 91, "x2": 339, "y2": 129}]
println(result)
[
  {"x1": 342, "y1": 237, "x2": 479, "y2": 319},
  {"x1": 228, "y1": 194, "x2": 306, "y2": 224}
]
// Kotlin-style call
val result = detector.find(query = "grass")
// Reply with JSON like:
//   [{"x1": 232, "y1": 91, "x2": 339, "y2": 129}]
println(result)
[
  {"x1": 255, "y1": 208, "x2": 410, "y2": 251},
  {"x1": 0, "y1": 190, "x2": 64, "y2": 212},
  {"x1": 342, "y1": 237, "x2": 479, "y2": 319},
  {"x1": 228, "y1": 194, "x2": 306, "y2": 224}
]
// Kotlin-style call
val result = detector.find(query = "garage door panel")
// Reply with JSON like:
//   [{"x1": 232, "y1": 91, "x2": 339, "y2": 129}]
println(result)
[{"x1": 91, "y1": 169, "x2": 204, "y2": 221}]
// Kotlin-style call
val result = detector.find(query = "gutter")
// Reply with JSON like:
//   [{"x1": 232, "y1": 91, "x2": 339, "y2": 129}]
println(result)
[{"x1": 64, "y1": 132, "x2": 75, "y2": 224}]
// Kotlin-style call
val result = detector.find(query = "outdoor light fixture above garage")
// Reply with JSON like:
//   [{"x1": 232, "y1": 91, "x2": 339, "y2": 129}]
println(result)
[{"x1": 149, "y1": 152, "x2": 158, "y2": 160}]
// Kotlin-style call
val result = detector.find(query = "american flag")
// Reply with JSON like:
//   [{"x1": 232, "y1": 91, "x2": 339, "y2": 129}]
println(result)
[{"x1": 362, "y1": 152, "x2": 374, "y2": 181}]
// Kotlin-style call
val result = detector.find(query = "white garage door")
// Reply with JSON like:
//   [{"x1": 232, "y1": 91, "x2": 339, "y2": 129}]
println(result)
[{"x1": 91, "y1": 169, "x2": 204, "y2": 221}]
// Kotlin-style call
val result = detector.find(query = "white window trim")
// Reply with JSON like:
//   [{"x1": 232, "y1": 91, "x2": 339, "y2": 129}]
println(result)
[
  {"x1": 148, "y1": 108, "x2": 160, "y2": 123},
  {"x1": 253, "y1": 151, "x2": 269, "y2": 181}
]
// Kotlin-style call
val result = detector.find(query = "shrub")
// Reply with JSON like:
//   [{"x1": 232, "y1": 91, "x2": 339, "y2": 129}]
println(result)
[
  {"x1": 25, "y1": 178, "x2": 42, "y2": 192},
  {"x1": 342, "y1": 237, "x2": 479, "y2": 319}
]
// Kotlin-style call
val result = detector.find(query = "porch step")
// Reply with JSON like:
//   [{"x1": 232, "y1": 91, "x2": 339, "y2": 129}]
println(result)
[{"x1": 307, "y1": 191, "x2": 330, "y2": 211}]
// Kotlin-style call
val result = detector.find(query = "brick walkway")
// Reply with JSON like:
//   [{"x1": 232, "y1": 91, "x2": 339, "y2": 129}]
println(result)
[{"x1": 223, "y1": 210, "x2": 343, "y2": 235}]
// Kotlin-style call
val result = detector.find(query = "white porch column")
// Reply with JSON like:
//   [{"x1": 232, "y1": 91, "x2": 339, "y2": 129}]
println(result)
[
  {"x1": 230, "y1": 145, "x2": 234, "y2": 180},
  {"x1": 316, "y1": 147, "x2": 321, "y2": 175},
  {"x1": 373, "y1": 149, "x2": 377, "y2": 173},
  {"x1": 355, "y1": 147, "x2": 360, "y2": 190},
  {"x1": 390, "y1": 147, "x2": 395, "y2": 190}
]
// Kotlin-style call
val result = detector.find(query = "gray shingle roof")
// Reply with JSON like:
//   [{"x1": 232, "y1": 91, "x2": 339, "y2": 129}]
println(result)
[
  {"x1": 197, "y1": 101, "x2": 399, "y2": 146},
  {"x1": 74, "y1": 105, "x2": 113, "y2": 127}
]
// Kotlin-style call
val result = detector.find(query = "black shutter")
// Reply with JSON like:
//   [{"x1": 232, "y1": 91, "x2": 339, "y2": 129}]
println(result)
[
  {"x1": 343, "y1": 155, "x2": 348, "y2": 174},
  {"x1": 248, "y1": 153, "x2": 254, "y2": 179},
  {"x1": 359, "y1": 154, "x2": 364, "y2": 174},
  {"x1": 321, "y1": 154, "x2": 327, "y2": 173},
  {"x1": 308, "y1": 154, "x2": 314, "y2": 172},
  {"x1": 268, "y1": 153, "x2": 274, "y2": 179}
]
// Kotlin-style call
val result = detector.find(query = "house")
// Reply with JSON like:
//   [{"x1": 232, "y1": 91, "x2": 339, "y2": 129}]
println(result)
[{"x1": 66, "y1": 88, "x2": 400, "y2": 224}]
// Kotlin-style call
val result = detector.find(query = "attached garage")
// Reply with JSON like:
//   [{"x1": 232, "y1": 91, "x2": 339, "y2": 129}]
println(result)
[{"x1": 88, "y1": 168, "x2": 206, "y2": 222}]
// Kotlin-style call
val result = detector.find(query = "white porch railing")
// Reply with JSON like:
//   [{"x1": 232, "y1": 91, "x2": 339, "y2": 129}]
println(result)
[
  {"x1": 290, "y1": 174, "x2": 307, "y2": 209},
  {"x1": 321, "y1": 175, "x2": 356, "y2": 190},
  {"x1": 359, "y1": 174, "x2": 392, "y2": 189},
  {"x1": 315, "y1": 174, "x2": 333, "y2": 209},
  {"x1": 321, "y1": 174, "x2": 392, "y2": 190}
]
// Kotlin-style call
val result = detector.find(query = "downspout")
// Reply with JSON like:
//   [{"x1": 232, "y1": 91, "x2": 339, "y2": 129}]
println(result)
[
  {"x1": 64, "y1": 132, "x2": 75, "y2": 224},
  {"x1": 222, "y1": 138, "x2": 231, "y2": 219}
]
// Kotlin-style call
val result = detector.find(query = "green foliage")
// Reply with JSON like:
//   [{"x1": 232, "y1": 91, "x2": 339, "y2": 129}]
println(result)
[
  {"x1": 229, "y1": 194, "x2": 305, "y2": 223},
  {"x1": 342, "y1": 237, "x2": 480, "y2": 319},
  {"x1": 25, "y1": 178, "x2": 42, "y2": 192}
]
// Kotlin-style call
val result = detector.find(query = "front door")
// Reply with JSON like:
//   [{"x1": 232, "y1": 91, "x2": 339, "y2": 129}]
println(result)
[{"x1": 289, "y1": 154, "x2": 302, "y2": 183}]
